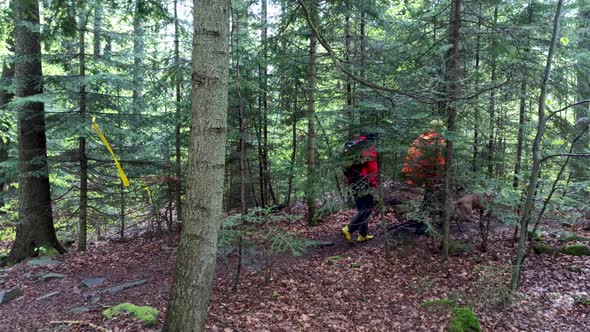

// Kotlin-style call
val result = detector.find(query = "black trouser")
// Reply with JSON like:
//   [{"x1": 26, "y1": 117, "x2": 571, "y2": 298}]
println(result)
[{"x1": 348, "y1": 194, "x2": 374, "y2": 236}]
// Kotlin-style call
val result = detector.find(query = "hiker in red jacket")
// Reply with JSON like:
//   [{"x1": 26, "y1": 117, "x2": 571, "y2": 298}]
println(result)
[
  {"x1": 401, "y1": 120, "x2": 446, "y2": 231},
  {"x1": 341, "y1": 134, "x2": 378, "y2": 243}
]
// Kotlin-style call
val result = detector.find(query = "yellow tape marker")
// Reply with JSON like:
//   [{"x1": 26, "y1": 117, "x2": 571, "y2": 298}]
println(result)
[
  {"x1": 144, "y1": 186, "x2": 153, "y2": 205},
  {"x1": 91, "y1": 117, "x2": 130, "y2": 187}
]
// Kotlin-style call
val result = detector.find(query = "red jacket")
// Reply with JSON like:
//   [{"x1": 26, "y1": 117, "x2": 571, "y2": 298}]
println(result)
[
  {"x1": 345, "y1": 138, "x2": 379, "y2": 189},
  {"x1": 401, "y1": 131, "x2": 446, "y2": 186}
]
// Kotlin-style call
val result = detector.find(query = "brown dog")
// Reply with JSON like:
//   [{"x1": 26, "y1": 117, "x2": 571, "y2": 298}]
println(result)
[{"x1": 456, "y1": 192, "x2": 494, "y2": 252}]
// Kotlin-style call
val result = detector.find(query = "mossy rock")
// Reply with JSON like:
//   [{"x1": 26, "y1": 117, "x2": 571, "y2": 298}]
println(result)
[
  {"x1": 533, "y1": 244, "x2": 556, "y2": 255},
  {"x1": 421, "y1": 298, "x2": 456, "y2": 311},
  {"x1": 527, "y1": 230, "x2": 541, "y2": 241},
  {"x1": 558, "y1": 232, "x2": 590, "y2": 242},
  {"x1": 560, "y1": 244, "x2": 590, "y2": 256},
  {"x1": 566, "y1": 266, "x2": 582, "y2": 273},
  {"x1": 448, "y1": 307, "x2": 481, "y2": 332},
  {"x1": 447, "y1": 240, "x2": 474, "y2": 256},
  {"x1": 35, "y1": 246, "x2": 59, "y2": 257},
  {"x1": 559, "y1": 232, "x2": 576, "y2": 242},
  {"x1": 103, "y1": 303, "x2": 159, "y2": 326},
  {"x1": 326, "y1": 255, "x2": 341, "y2": 266}
]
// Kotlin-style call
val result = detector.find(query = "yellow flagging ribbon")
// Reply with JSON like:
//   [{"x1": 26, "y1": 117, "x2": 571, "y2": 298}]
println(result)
[
  {"x1": 144, "y1": 186, "x2": 153, "y2": 205},
  {"x1": 91, "y1": 117, "x2": 130, "y2": 187}
]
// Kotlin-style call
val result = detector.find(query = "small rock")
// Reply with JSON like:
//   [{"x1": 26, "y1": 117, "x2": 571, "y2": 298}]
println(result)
[
  {"x1": 26, "y1": 257, "x2": 62, "y2": 266},
  {"x1": 0, "y1": 279, "x2": 6, "y2": 285},
  {"x1": 0, "y1": 287, "x2": 23, "y2": 305},
  {"x1": 80, "y1": 277, "x2": 107, "y2": 288},
  {"x1": 101, "y1": 279, "x2": 147, "y2": 294},
  {"x1": 40, "y1": 273, "x2": 66, "y2": 282},
  {"x1": 36, "y1": 291, "x2": 61, "y2": 301},
  {"x1": 566, "y1": 266, "x2": 582, "y2": 273},
  {"x1": 68, "y1": 304, "x2": 101, "y2": 313},
  {"x1": 309, "y1": 240, "x2": 335, "y2": 248}
]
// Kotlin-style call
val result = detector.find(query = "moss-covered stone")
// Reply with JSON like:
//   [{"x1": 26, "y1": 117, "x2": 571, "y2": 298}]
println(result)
[
  {"x1": 560, "y1": 232, "x2": 576, "y2": 242},
  {"x1": 527, "y1": 230, "x2": 541, "y2": 241},
  {"x1": 326, "y1": 255, "x2": 341, "y2": 266},
  {"x1": 103, "y1": 303, "x2": 159, "y2": 326},
  {"x1": 420, "y1": 298, "x2": 455, "y2": 310},
  {"x1": 558, "y1": 232, "x2": 590, "y2": 242},
  {"x1": 448, "y1": 307, "x2": 481, "y2": 332},
  {"x1": 34, "y1": 246, "x2": 59, "y2": 257},
  {"x1": 566, "y1": 266, "x2": 582, "y2": 273},
  {"x1": 447, "y1": 240, "x2": 474, "y2": 255},
  {"x1": 533, "y1": 244, "x2": 556, "y2": 255},
  {"x1": 560, "y1": 244, "x2": 590, "y2": 256}
]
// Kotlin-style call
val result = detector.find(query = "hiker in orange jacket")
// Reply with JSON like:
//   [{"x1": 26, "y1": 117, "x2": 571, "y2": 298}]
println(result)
[
  {"x1": 341, "y1": 134, "x2": 378, "y2": 243},
  {"x1": 401, "y1": 120, "x2": 446, "y2": 230}
]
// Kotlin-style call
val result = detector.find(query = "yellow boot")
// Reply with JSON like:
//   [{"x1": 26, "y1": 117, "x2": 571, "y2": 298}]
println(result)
[
  {"x1": 341, "y1": 226, "x2": 352, "y2": 243},
  {"x1": 357, "y1": 234, "x2": 375, "y2": 243}
]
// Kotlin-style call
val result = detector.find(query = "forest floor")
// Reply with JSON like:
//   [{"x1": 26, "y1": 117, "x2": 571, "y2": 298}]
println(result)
[{"x1": 1, "y1": 200, "x2": 589, "y2": 331}]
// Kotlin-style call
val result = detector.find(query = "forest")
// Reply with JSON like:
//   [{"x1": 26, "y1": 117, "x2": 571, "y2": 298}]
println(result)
[{"x1": 0, "y1": 0, "x2": 589, "y2": 331}]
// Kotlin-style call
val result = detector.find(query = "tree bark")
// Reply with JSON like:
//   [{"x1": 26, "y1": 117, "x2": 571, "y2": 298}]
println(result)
[
  {"x1": 93, "y1": 1, "x2": 102, "y2": 59},
  {"x1": 345, "y1": 0, "x2": 353, "y2": 139},
  {"x1": 472, "y1": 3, "x2": 481, "y2": 173},
  {"x1": 306, "y1": 0, "x2": 318, "y2": 226},
  {"x1": 162, "y1": 0, "x2": 229, "y2": 330},
  {"x1": 486, "y1": 6, "x2": 498, "y2": 177},
  {"x1": 0, "y1": 4, "x2": 14, "y2": 211},
  {"x1": 9, "y1": 0, "x2": 63, "y2": 264},
  {"x1": 174, "y1": 0, "x2": 183, "y2": 223},
  {"x1": 231, "y1": 0, "x2": 247, "y2": 291},
  {"x1": 441, "y1": 0, "x2": 462, "y2": 260},
  {"x1": 510, "y1": 0, "x2": 563, "y2": 294},
  {"x1": 78, "y1": 2, "x2": 88, "y2": 252},
  {"x1": 573, "y1": 0, "x2": 590, "y2": 184},
  {"x1": 132, "y1": 0, "x2": 145, "y2": 121}
]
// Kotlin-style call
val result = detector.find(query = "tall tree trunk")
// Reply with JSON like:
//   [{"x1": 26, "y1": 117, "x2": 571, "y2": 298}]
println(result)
[
  {"x1": 486, "y1": 6, "x2": 499, "y2": 177},
  {"x1": 514, "y1": 3, "x2": 533, "y2": 189},
  {"x1": 441, "y1": 0, "x2": 462, "y2": 260},
  {"x1": 93, "y1": 1, "x2": 102, "y2": 59},
  {"x1": 261, "y1": 0, "x2": 272, "y2": 205},
  {"x1": 472, "y1": 3, "x2": 481, "y2": 173},
  {"x1": 78, "y1": 2, "x2": 88, "y2": 252},
  {"x1": 0, "y1": 61, "x2": 13, "y2": 212},
  {"x1": 9, "y1": 0, "x2": 64, "y2": 264},
  {"x1": 286, "y1": 92, "x2": 297, "y2": 206},
  {"x1": 162, "y1": 0, "x2": 229, "y2": 330},
  {"x1": 345, "y1": 0, "x2": 353, "y2": 139},
  {"x1": 514, "y1": 78, "x2": 528, "y2": 188},
  {"x1": 359, "y1": 10, "x2": 368, "y2": 127},
  {"x1": 174, "y1": 0, "x2": 183, "y2": 223},
  {"x1": 232, "y1": 0, "x2": 248, "y2": 290},
  {"x1": 0, "y1": 2, "x2": 14, "y2": 212},
  {"x1": 306, "y1": 0, "x2": 318, "y2": 226},
  {"x1": 573, "y1": 0, "x2": 590, "y2": 184},
  {"x1": 132, "y1": 0, "x2": 144, "y2": 121},
  {"x1": 256, "y1": 114, "x2": 266, "y2": 206},
  {"x1": 510, "y1": 0, "x2": 563, "y2": 294}
]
